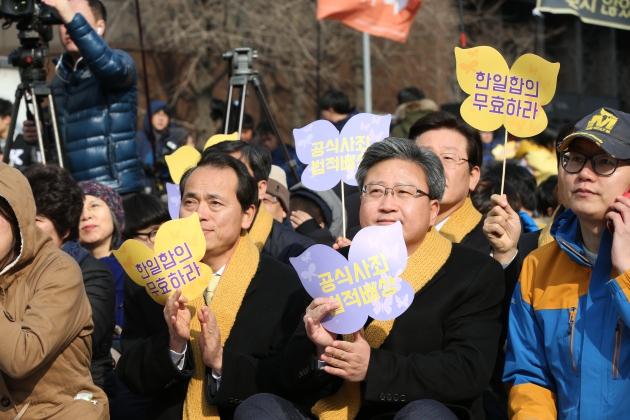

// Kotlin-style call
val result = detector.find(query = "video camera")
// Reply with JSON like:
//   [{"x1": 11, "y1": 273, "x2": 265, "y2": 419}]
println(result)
[
  {"x1": 0, "y1": 0, "x2": 62, "y2": 25},
  {"x1": 1, "y1": 0, "x2": 62, "y2": 83}
]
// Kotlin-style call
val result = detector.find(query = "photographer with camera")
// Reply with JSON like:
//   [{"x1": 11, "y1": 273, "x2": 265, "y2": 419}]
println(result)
[{"x1": 23, "y1": 0, "x2": 144, "y2": 195}]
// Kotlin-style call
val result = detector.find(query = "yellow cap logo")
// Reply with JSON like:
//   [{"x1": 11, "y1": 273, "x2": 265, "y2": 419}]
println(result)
[{"x1": 586, "y1": 109, "x2": 618, "y2": 134}]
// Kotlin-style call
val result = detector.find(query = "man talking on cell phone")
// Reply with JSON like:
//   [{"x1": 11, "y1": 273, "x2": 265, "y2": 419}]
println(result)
[
  {"x1": 501, "y1": 108, "x2": 630, "y2": 419},
  {"x1": 23, "y1": 0, "x2": 143, "y2": 195}
]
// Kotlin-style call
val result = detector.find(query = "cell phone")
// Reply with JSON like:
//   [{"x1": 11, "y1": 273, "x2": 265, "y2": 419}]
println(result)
[{"x1": 608, "y1": 186, "x2": 630, "y2": 233}]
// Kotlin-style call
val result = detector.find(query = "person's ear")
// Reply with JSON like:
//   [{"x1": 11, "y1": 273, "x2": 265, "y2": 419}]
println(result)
[
  {"x1": 468, "y1": 166, "x2": 481, "y2": 192},
  {"x1": 428, "y1": 199, "x2": 440, "y2": 227},
  {"x1": 96, "y1": 20, "x2": 105, "y2": 36},
  {"x1": 258, "y1": 180, "x2": 267, "y2": 201},
  {"x1": 242, "y1": 205, "x2": 256, "y2": 230}
]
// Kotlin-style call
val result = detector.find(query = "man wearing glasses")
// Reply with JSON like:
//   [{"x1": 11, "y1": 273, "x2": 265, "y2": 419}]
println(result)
[
  {"x1": 504, "y1": 108, "x2": 630, "y2": 419},
  {"x1": 408, "y1": 111, "x2": 487, "y2": 250},
  {"x1": 234, "y1": 137, "x2": 504, "y2": 420}
]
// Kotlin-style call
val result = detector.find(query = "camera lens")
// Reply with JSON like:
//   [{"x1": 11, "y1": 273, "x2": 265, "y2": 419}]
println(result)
[{"x1": 12, "y1": 0, "x2": 30, "y2": 13}]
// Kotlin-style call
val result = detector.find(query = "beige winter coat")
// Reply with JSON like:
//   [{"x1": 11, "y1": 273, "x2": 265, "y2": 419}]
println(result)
[{"x1": 0, "y1": 163, "x2": 108, "y2": 420}]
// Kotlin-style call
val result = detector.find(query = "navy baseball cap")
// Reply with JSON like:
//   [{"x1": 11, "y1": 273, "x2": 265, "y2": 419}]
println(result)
[{"x1": 557, "y1": 108, "x2": 630, "y2": 160}]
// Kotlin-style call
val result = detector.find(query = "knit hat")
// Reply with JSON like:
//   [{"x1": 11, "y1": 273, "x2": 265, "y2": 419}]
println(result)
[
  {"x1": 267, "y1": 165, "x2": 290, "y2": 213},
  {"x1": 79, "y1": 181, "x2": 125, "y2": 230}
]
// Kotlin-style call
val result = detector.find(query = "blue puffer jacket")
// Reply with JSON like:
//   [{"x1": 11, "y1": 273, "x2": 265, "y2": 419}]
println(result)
[{"x1": 51, "y1": 13, "x2": 144, "y2": 194}]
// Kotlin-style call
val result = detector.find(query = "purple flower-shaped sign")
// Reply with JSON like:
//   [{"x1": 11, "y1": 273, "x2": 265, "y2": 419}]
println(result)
[
  {"x1": 166, "y1": 183, "x2": 181, "y2": 220},
  {"x1": 293, "y1": 113, "x2": 391, "y2": 191},
  {"x1": 290, "y1": 221, "x2": 413, "y2": 334}
]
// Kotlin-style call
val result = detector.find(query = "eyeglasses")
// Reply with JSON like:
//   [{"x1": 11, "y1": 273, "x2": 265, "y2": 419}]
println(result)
[
  {"x1": 560, "y1": 150, "x2": 625, "y2": 176},
  {"x1": 361, "y1": 184, "x2": 430, "y2": 201},
  {"x1": 440, "y1": 153, "x2": 469, "y2": 170},
  {"x1": 134, "y1": 229, "x2": 158, "y2": 244}
]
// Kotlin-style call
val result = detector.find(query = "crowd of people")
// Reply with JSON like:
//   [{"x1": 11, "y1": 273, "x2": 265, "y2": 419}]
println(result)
[{"x1": 1, "y1": 1, "x2": 630, "y2": 420}]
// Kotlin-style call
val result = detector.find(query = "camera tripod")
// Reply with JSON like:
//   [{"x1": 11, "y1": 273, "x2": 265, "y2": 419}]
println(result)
[
  {"x1": 2, "y1": 20, "x2": 64, "y2": 167},
  {"x1": 222, "y1": 48, "x2": 300, "y2": 184}
]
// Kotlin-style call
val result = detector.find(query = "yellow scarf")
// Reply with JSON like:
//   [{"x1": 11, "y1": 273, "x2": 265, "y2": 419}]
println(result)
[
  {"x1": 312, "y1": 228, "x2": 453, "y2": 420},
  {"x1": 439, "y1": 197, "x2": 482, "y2": 244},
  {"x1": 182, "y1": 232, "x2": 260, "y2": 420},
  {"x1": 248, "y1": 203, "x2": 274, "y2": 252}
]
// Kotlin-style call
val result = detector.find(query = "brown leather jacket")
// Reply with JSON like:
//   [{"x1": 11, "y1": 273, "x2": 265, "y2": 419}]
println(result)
[{"x1": 0, "y1": 163, "x2": 108, "y2": 420}]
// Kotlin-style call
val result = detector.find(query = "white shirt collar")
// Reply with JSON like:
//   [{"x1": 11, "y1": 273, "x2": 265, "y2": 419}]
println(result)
[{"x1": 435, "y1": 216, "x2": 449, "y2": 232}]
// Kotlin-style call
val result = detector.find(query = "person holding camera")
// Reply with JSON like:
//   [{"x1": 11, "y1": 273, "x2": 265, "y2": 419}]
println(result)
[{"x1": 23, "y1": 0, "x2": 144, "y2": 195}]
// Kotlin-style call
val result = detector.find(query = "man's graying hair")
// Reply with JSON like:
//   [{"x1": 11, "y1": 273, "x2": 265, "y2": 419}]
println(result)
[{"x1": 355, "y1": 137, "x2": 446, "y2": 201}]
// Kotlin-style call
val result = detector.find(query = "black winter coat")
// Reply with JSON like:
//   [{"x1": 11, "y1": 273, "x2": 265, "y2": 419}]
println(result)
[
  {"x1": 262, "y1": 220, "x2": 315, "y2": 265},
  {"x1": 116, "y1": 254, "x2": 308, "y2": 420},
  {"x1": 281, "y1": 244, "x2": 504, "y2": 420},
  {"x1": 80, "y1": 254, "x2": 117, "y2": 397}
]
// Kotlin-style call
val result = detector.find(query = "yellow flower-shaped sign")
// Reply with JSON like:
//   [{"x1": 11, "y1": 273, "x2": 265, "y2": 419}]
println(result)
[
  {"x1": 455, "y1": 46, "x2": 560, "y2": 138},
  {"x1": 164, "y1": 132, "x2": 239, "y2": 184},
  {"x1": 113, "y1": 213, "x2": 212, "y2": 305}
]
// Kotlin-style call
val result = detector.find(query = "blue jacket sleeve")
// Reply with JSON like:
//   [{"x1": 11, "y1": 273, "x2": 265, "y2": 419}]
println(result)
[{"x1": 65, "y1": 13, "x2": 137, "y2": 89}]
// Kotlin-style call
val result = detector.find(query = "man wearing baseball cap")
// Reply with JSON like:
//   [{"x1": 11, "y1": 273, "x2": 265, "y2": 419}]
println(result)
[{"x1": 504, "y1": 108, "x2": 630, "y2": 419}]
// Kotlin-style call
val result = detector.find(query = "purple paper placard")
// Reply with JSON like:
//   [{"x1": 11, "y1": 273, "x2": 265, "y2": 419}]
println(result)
[
  {"x1": 166, "y1": 183, "x2": 181, "y2": 220},
  {"x1": 290, "y1": 221, "x2": 413, "y2": 334},
  {"x1": 293, "y1": 113, "x2": 391, "y2": 191}
]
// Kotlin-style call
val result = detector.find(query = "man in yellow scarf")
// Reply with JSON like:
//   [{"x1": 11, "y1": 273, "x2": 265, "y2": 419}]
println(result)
[
  {"x1": 202, "y1": 140, "x2": 315, "y2": 264},
  {"x1": 234, "y1": 137, "x2": 504, "y2": 420},
  {"x1": 408, "y1": 111, "x2": 487, "y2": 249},
  {"x1": 116, "y1": 153, "x2": 307, "y2": 420}
]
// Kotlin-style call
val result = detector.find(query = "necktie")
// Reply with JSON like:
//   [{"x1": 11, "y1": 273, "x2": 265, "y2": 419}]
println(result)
[{"x1": 204, "y1": 273, "x2": 222, "y2": 306}]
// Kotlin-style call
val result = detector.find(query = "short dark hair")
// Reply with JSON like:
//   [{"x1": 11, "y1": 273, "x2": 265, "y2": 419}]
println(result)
[
  {"x1": 318, "y1": 89, "x2": 350, "y2": 114},
  {"x1": 487, "y1": 162, "x2": 537, "y2": 212},
  {"x1": 88, "y1": 0, "x2": 107, "y2": 23},
  {"x1": 122, "y1": 194, "x2": 170, "y2": 240},
  {"x1": 397, "y1": 87, "x2": 425, "y2": 105},
  {"x1": 408, "y1": 111, "x2": 483, "y2": 170},
  {"x1": 471, "y1": 175, "x2": 521, "y2": 217},
  {"x1": 180, "y1": 153, "x2": 258, "y2": 212},
  {"x1": 0, "y1": 196, "x2": 20, "y2": 270},
  {"x1": 356, "y1": 137, "x2": 446, "y2": 201},
  {"x1": 242, "y1": 114, "x2": 255, "y2": 130},
  {"x1": 257, "y1": 121, "x2": 273, "y2": 135},
  {"x1": 0, "y1": 99, "x2": 12, "y2": 118},
  {"x1": 22, "y1": 164, "x2": 84, "y2": 242},
  {"x1": 536, "y1": 175, "x2": 558, "y2": 216},
  {"x1": 202, "y1": 140, "x2": 271, "y2": 183}
]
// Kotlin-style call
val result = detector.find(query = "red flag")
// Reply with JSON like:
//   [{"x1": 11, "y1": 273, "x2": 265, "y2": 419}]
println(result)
[{"x1": 317, "y1": 0, "x2": 423, "y2": 43}]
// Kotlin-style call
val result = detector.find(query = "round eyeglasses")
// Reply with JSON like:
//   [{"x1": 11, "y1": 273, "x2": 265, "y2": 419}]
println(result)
[{"x1": 560, "y1": 150, "x2": 625, "y2": 176}]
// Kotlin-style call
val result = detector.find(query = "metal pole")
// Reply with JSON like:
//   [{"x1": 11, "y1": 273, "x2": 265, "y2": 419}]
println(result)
[
  {"x1": 362, "y1": 32, "x2": 372, "y2": 113},
  {"x1": 458, "y1": 0, "x2": 466, "y2": 47},
  {"x1": 316, "y1": 20, "x2": 322, "y2": 120}
]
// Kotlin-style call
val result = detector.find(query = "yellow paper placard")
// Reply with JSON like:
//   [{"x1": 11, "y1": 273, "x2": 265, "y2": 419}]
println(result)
[
  {"x1": 164, "y1": 132, "x2": 239, "y2": 184},
  {"x1": 455, "y1": 46, "x2": 560, "y2": 138},
  {"x1": 164, "y1": 146, "x2": 201, "y2": 184},
  {"x1": 113, "y1": 213, "x2": 212, "y2": 305}
]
